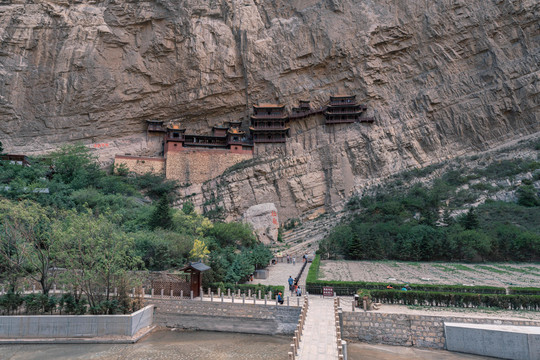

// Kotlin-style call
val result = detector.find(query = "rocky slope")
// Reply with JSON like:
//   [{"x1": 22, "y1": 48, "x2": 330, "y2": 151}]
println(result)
[{"x1": 0, "y1": 0, "x2": 538, "y2": 219}]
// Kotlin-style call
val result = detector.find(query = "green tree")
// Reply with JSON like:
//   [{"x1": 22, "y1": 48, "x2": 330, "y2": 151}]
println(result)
[
  {"x1": 225, "y1": 252, "x2": 254, "y2": 283},
  {"x1": 0, "y1": 200, "x2": 60, "y2": 294},
  {"x1": 53, "y1": 210, "x2": 142, "y2": 308},
  {"x1": 460, "y1": 208, "x2": 479, "y2": 230},
  {"x1": 517, "y1": 185, "x2": 539, "y2": 207},
  {"x1": 182, "y1": 201, "x2": 195, "y2": 215},
  {"x1": 49, "y1": 144, "x2": 103, "y2": 190},
  {"x1": 210, "y1": 222, "x2": 256, "y2": 248},
  {"x1": 149, "y1": 195, "x2": 173, "y2": 230}
]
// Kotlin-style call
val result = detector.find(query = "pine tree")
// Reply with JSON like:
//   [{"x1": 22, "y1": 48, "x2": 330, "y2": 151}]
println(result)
[
  {"x1": 460, "y1": 208, "x2": 479, "y2": 230},
  {"x1": 149, "y1": 195, "x2": 173, "y2": 230}
]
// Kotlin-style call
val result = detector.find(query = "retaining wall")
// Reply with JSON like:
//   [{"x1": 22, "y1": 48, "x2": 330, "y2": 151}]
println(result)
[
  {"x1": 0, "y1": 305, "x2": 155, "y2": 338},
  {"x1": 342, "y1": 311, "x2": 540, "y2": 349},
  {"x1": 445, "y1": 322, "x2": 540, "y2": 360},
  {"x1": 147, "y1": 298, "x2": 300, "y2": 335}
]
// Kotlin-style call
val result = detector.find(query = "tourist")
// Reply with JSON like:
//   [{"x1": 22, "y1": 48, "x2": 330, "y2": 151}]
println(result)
[
  {"x1": 288, "y1": 276, "x2": 294, "y2": 291},
  {"x1": 292, "y1": 257, "x2": 296, "y2": 265},
  {"x1": 277, "y1": 292, "x2": 284, "y2": 305},
  {"x1": 296, "y1": 286, "x2": 302, "y2": 297},
  {"x1": 287, "y1": 254, "x2": 290, "y2": 263},
  {"x1": 386, "y1": 285, "x2": 393, "y2": 289}
]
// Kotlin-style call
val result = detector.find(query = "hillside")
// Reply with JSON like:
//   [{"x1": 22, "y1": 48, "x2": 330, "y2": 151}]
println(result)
[{"x1": 0, "y1": 0, "x2": 538, "y2": 219}]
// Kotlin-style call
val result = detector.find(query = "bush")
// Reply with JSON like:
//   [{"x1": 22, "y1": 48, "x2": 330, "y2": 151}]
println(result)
[
  {"x1": 206, "y1": 283, "x2": 284, "y2": 299},
  {"x1": 367, "y1": 289, "x2": 540, "y2": 310},
  {"x1": 509, "y1": 287, "x2": 540, "y2": 295}
]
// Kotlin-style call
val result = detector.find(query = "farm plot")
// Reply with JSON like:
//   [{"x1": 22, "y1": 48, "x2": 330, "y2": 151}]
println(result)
[{"x1": 319, "y1": 260, "x2": 540, "y2": 287}]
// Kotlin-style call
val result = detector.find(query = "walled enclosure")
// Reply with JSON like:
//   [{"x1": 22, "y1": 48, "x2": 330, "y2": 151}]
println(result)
[
  {"x1": 147, "y1": 298, "x2": 300, "y2": 335},
  {"x1": 165, "y1": 149, "x2": 252, "y2": 184},
  {"x1": 0, "y1": 305, "x2": 155, "y2": 338},
  {"x1": 114, "y1": 155, "x2": 165, "y2": 175},
  {"x1": 341, "y1": 311, "x2": 540, "y2": 349}
]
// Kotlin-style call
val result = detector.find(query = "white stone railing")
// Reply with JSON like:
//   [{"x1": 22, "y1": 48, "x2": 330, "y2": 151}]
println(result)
[{"x1": 288, "y1": 295, "x2": 308, "y2": 360}]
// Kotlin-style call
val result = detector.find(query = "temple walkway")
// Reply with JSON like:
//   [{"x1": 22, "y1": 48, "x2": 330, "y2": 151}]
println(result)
[{"x1": 297, "y1": 296, "x2": 338, "y2": 360}]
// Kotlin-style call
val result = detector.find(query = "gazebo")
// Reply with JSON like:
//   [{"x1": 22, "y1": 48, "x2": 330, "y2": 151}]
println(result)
[{"x1": 179, "y1": 261, "x2": 211, "y2": 297}]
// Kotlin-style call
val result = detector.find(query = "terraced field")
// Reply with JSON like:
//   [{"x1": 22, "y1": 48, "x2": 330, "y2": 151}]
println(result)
[{"x1": 319, "y1": 260, "x2": 540, "y2": 288}]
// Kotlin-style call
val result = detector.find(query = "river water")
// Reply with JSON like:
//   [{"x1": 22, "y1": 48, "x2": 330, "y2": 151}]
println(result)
[{"x1": 0, "y1": 330, "x2": 489, "y2": 360}]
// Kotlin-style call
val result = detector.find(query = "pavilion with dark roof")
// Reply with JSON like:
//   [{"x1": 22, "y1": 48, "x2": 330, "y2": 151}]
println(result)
[{"x1": 179, "y1": 262, "x2": 211, "y2": 297}]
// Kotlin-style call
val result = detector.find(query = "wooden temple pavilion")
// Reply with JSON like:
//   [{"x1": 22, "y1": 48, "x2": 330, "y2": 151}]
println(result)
[
  {"x1": 146, "y1": 119, "x2": 166, "y2": 133},
  {"x1": 250, "y1": 103, "x2": 289, "y2": 143},
  {"x1": 162, "y1": 120, "x2": 253, "y2": 152},
  {"x1": 179, "y1": 261, "x2": 211, "y2": 298},
  {"x1": 324, "y1": 95, "x2": 373, "y2": 124}
]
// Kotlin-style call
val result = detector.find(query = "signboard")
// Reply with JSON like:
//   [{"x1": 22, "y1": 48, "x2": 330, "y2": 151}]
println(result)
[{"x1": 322, "y1": 286, "x2": 334, "y2": 297}]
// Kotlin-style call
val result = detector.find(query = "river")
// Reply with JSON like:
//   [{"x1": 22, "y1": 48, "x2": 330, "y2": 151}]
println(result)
[{"x1": 0, "y1": 330, "x2": 489, "y2": 360}]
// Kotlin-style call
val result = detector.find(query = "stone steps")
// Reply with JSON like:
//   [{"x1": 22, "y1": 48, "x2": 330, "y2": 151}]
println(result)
[{"x1": 275, "y1": 212, "x2": 345, "y2": 256}]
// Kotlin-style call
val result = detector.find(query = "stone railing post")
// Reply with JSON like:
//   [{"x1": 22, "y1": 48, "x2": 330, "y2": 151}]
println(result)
[{"x1": 190, "y1": 290, "x2": 193, "y2": 300}]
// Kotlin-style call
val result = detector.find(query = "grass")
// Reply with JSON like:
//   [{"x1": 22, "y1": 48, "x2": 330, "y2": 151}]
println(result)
[
  {"x1": 432, "y1": 264, "x2": 455, "y2": 272},
  {"x1": 474, "y1": 265, "x2": 510, "y2": 275},
  {"x1": 492, "y1": 265, "x2": 540, "y2": 276},
  {"x1": 451, "y1": 264, "x2": 476, "y2": 272}
]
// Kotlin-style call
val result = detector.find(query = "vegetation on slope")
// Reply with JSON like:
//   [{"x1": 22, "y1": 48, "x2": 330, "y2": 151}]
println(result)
[
  {"x1": 320, "y1": 140, "x2": 540, "y2": 262},
  {"x1": 0, "y1": 144, "x2": 271, "y2": 314}
]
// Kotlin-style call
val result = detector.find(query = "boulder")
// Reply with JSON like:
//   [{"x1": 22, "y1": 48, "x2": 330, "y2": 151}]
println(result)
[{"x1": 243, "y1": 203, "x2": 279, "y2": 245}]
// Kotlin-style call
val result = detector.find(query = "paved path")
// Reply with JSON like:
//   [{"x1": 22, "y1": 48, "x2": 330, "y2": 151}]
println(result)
[
  {"x1": 252, "y1": 260, "x2": 308, "y2": 297},
  {"x1": 298, "y1": 296, "x2": 338, "y2": 360}
]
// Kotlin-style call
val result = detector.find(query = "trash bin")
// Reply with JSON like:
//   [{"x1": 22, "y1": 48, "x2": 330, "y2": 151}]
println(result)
[{"x1": 354, "y1": 294, "x2": 359, "y2": 307}]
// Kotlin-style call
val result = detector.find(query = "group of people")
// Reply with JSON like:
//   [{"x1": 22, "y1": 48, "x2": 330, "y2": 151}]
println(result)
[{"x1": 277, "y1": 276, "x2": 302, "y2": 304}]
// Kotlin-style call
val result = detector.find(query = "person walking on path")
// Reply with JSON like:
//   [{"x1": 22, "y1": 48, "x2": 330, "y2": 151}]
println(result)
[
  {"x1": 292, "y1": 257, "x2": 296, "y2": 265},
  {"x1": 288, "y1": 276, "x2": 294, "y2": 292}
]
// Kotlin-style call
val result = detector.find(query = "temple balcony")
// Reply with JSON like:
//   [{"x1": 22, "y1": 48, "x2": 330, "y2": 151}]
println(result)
[
  {"x1": 251, "y1": 114, "x2": 288, "y2": 119},
  {"x1": 250, "y1": 125, "x2": 289, "y2": 130},
  {"x1": 166, "y1": 135, "x2": 185, "y2": 142},
  {"x1": 253, "y1": 138, "x2": 287, "y2": 143},
  {"x1": 325, "y1": 109, "x2": 363, "y2": 115}
]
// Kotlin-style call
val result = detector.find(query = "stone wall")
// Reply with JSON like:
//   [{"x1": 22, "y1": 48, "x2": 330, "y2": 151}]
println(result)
[
  {"x1": 0, "y1": 305, "x2": 155, "y2": 338},
  {"x1": 147, "y1": 298, "x2": 300, "y2": 335},
  {"x1": 114, "y1": 155, "x2": 165, "y2": 175},
  {"x1": 342, "y1": 311, "x2": 540, "y2": 349},
  {"x1": 165, "y1": 149, "x2": 252, "y2": 184},
  {"x1": 445, "y1": 323, "x2": 540, "y2": 360}
]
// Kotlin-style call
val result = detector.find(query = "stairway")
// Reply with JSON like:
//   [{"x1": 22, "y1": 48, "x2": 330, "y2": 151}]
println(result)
[{"x1": 276, "y1": 212, "x2": 345, "y2": 256}]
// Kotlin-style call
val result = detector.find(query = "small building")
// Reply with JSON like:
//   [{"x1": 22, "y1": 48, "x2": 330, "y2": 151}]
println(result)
[
  {"x1": 0, "y1": 154, "x2": 30, "y2": 166},
  {"x1": 164, "y1": 120, "x2": 252, "y2": 154},
  {"x1": 146, "y1": 119, "x2": 166, "y2": 133},
  {"x1": 227, "y1": 120, "x2": 253, "y2": 153},
  {"x1": 250, "y1": 103, "x2": 289, "y2": 143},
  {"x1": 179, "y1": 261, "x2": 211, "y2": 298},
  {"x1": 324, "y1": 95, "x2": 373, "y2": 124}
]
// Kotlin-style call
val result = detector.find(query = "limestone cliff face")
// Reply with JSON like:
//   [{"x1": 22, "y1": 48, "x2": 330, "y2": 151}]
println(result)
[{"x1": 0, "y1": 0, "x2": 538, "y2": 219}]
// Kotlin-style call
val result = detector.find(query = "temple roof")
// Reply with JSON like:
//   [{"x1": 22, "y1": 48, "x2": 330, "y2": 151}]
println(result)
[{"x1": 180, "y1": 262, "x2": 211, "y2": 272}]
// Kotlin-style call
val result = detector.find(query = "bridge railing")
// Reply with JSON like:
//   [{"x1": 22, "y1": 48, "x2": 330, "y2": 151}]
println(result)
[{"x1": 288, "y1": 295, "x2": 308, "y2": 360}]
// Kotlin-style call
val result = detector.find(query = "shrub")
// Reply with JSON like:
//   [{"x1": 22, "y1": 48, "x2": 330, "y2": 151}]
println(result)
[
  {"x1": 206, "y1": 283, "x2": 284, "y2": 299},
  {"x1": 367, "y1": 289, "x2": 540, "y2": 310}
]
